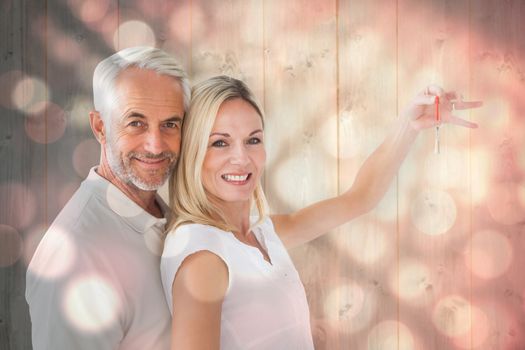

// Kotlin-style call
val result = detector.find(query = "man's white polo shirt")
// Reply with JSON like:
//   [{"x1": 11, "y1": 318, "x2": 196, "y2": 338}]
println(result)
[{"x1": 26, "y1": 167, "x2": 171, "y2": 350}]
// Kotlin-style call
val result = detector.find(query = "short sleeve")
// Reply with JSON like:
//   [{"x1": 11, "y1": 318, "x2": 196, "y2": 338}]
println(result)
[{"x1": 160, "y1": 224, "x2": 232, "y2": 314}]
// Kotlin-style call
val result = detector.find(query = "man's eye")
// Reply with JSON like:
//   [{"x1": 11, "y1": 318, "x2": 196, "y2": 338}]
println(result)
[
  {"x1": 247, "y1": 137, "x2": 262, "y2": 145},
  {"x1": 164, "y1": 121, "x2": 180, "y2": 129},
  {"x1": 211, "y1": 140, "x2": 227, "y2": 147},
  {"x1": 128, "y1": 120, "x2": 144, "y2": 127}
]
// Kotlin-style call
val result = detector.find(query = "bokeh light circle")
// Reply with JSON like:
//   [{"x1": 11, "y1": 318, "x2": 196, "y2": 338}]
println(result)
[
  {"x1": 341, "y1": 219, "x2": 388, "y2": 265},
  {"x1": 486, "y1": 182, "x2": 525, "y2": 226},
  {"x1": 143, "y1": 222, "x2": 164, "y2": 256},
  {"x1": 464, "y1": 229, "x2": 512, "y2": 279},
  {"x1": 323, "y1": 281, "x2": 376, "y2": 334},
  {"x1": 0, "y1": 182, "x2": 37, "y2": 229},
  {"x1": 63, "y1": 275, "x2": 122, "y2": 333},
  {"x1": 392, "y1": 258, "x2": 432, "y2": 302},
  {"x1": 411, "y1": 189, "x2": 457, "y2": 235},
  {"x1": 113, "y1": 20, "x2": 155, "y2": 50},
  {"x1": 24, "y1": 102, "x2": 67, "y2": 144},
  {"x1": 73, "y1": 139, "x2": 100, "y2": 177},
  {"x1": 452, "y1": 305, "x2": 490, "y2": 349},
  {"x1": 0, "y1": 70, "x2": 24, "y2": 109},
  {"x1": 26, "y1": 227, "x2": 76, "y2": 279},
  {"x1": 367, "y1": 320, "x2": 414, "y2": 350},
  {"x1": 0, "y1": 224, "x2": 23, "y2": 267},
  {"x1": 432, "y1": 295, "x2": 472, "y2": 337},
  {"x1": 12, "y1": 76, "x2": 50, "y2": 113}
]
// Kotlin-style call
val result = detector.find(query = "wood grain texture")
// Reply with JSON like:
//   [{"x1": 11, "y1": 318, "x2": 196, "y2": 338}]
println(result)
[{"x1": 2, "y1": 0, "x2": 525, "y2": 349}]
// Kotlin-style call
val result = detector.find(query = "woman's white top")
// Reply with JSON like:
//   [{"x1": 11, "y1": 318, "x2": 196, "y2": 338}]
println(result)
[{"x1": 161, "y1": 216, "x2": 314, "y2": 350}]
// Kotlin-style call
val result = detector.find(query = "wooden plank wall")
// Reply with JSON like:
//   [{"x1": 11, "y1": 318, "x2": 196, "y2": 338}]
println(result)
[{"x1": 1, "y1": 0, "x2": 524, "y2": 349}]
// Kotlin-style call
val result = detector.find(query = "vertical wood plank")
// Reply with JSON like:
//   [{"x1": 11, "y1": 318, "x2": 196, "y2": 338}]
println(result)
[
  {"x1": 469, "y1": 0, "x2": 525, "y2": 348},
  {"x1": 189, "y1": 0, "x2": 264, "y2": 98},
  {"x1": 336, "y1": 0, "x2": 399, "y2": 348},
  {"x1": 1, "y1": 0, "x2": 47, "y2": 348},
  {"x1": 263, "y1": 1, "x2": 338, "y2": 348},
  {"x1": 396, "y1": 0, "x2": 478, "y2": 348}
]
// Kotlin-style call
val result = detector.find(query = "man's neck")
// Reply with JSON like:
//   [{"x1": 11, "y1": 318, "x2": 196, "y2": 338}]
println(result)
[{"x1": 96, "y1": 163, "x2": 163, "y2": 218}]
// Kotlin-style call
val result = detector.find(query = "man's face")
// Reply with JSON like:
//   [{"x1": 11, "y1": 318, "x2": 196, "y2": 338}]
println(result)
[{"x1": 104, "y1": 67, "x2": 185, "y2": 191}]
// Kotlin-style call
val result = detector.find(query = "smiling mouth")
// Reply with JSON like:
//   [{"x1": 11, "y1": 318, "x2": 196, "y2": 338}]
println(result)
[
  {"x1": 133, "y1": 157, "x2": 169, "y2": 168},
  {"x1": 221, "y1": 173, "x2": 252, "y2": 183}
]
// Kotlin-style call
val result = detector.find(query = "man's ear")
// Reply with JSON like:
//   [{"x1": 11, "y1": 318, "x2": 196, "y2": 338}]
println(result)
[{"x1": 89, "y1": 111, "x2": 106, "y2": 144}]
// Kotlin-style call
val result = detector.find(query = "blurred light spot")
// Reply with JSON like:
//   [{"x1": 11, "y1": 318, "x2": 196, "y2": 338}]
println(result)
[
  {"x1": 392, "y1": 258, "x2": 431, "y2": 302},
  {"x1": 73, "y1": 139, "x2": 100, "y2": 177},
  {"x1": 22, "y1": 224, "x2": 47, "y2": 267},
  {"x1": 367, "y1": 320, "x2": 414, "y2": 350},
  {"x1": 465, "y1": 230, "x2": 512, "y2": 279},
  {"x1": 143, "y1": 221, "x2": 163, "y2": 256},
  {"x1": 72, "y1": 0, "x2": 110, "y2": 23},
  {"x1": 340, "y1": 219, "x2": 388, "y2": 264},
  {"x1": 113, "y1": 20, "x2": 155, "y2": 50},
  {"x1": 106, "y1": 185, "x2": 142, "y2": 217},
  {"x1": 432, "y1": 295, "x2": 471, "y2": 337},
  {"x1": 0, "y1": 70, "x2": 24, "y2": 109},
  {"x1": 318, "y1": 114, "x2": 339, "y2": 158},
  {"x1": 329, "y1": 111, "x2": 384, "y2": 159},
  {"x1": 271, "y1": 155, "x2": 336, "y2": 211},
  {"x1": 24, "y1": 102, "x2": 67, "y2": 144},
  {"x1": 486, "y1": 182, "x2": 525, "y2": 225},
  {"x1": 324, "y1": 282, "x2": 365, "y2": 320},
  {"x1": 12, "y1": 76, "x2": 50, "y2": 114},
  {"x1": 411, "y1": 189, "x2": 457, "y2": 236},
  {"x1": 0, "y1": 182, "x2": 37, "y2": 229},
  {"x1": 323, "y1": 282, "x2": 375, "y2": 334},
  {"x1": 452, "y1": 305, "x2": 490, "y2": 349},
  {"x1": 0, "y1": 225, "x2": 23, "y2": 267},
  {"x1": 470, "y1": 148, "x2": 490, "y2": 204},
  {"x1": 423, "y1": 147, "x2": 468, "y2": 190},
  {"x1": 63, "y1": 275, "x2": 122, "y2": 333},
  {"x1": 68, "y1": 95, "x2": 93, "y2": 130},
  {"x1": 475, "y1": 97, "x2": 509, "y2": 130},
  {"x1": 50, "y1": 36, "x2": 84, "y2": 65},
  {"x1": 168, "y1": 2, "x2": 203, "y2": 43},
  {"x1": 27, "y1": 227, "x2": 76, "y2": 279}
]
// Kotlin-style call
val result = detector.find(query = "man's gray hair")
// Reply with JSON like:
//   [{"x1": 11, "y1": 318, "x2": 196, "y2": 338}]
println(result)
[{"x1": 93, "y1": 46, "x2": 190, "y2": 125}]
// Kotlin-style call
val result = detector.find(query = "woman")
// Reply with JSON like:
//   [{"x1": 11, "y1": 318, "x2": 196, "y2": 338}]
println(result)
[{"x1": 161, "y1": 76, "x2": 480, "y2": 349}]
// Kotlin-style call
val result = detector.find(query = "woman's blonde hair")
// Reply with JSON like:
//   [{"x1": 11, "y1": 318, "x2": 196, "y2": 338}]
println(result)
[{"x1": 168, "y1": 75, "x2": 267, "y2": 233}]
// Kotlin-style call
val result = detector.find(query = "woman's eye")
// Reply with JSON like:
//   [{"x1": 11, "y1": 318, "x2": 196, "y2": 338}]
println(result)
[
  {"x1": 211, "y1": 140, "x2": 227, "y2": 147},
  {"x1": 247, "y1": 137, "x2": 262, "y2": 145}
]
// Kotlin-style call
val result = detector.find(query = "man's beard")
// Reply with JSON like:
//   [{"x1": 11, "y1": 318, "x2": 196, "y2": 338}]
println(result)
[{"x1": 105, "y1": 140, "x2": 177, "y2": 191}]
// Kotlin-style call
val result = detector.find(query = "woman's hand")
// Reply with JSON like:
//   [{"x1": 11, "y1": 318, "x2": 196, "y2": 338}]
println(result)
[{"x1": 403, "y1": 84, "x2": 483, "y2": 130}]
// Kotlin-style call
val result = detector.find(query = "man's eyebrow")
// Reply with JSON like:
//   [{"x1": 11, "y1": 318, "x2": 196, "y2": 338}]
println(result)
[
  {"x1": 164, "y1": 115, "x2": 183, "y2": 122},
  {"x1": 123, "y1": 113, "x2": 183, "y2": 122}
]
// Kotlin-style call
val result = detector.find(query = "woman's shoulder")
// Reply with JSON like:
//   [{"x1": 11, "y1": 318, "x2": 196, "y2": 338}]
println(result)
[{"x1": 163, "y1": 223, "x2": 231, "y2": 258}]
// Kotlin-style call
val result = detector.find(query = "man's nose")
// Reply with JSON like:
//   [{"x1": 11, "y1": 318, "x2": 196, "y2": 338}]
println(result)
[{"x1": 143, "y1": 128, "x2": 166, "y2": 154}]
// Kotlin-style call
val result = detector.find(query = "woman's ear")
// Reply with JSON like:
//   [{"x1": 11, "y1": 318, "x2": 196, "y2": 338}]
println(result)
[{"x1": 89, "y1": 111, "x2": 106, "y2": 144}]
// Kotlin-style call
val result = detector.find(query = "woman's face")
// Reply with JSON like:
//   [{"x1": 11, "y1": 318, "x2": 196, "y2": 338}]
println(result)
[{"x1": 202, "y1": 98, "x2": 265, "y2": 207}]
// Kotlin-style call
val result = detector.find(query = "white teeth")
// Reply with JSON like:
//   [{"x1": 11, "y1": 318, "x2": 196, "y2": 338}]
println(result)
[{"x1": 222, "y1": 174, "x2": 249, "y2": 182}]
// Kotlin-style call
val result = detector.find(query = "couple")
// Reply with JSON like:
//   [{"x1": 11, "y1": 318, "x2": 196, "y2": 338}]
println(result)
[{"x1": 26, "y1": 46, "x2": 480, "y2": 350}]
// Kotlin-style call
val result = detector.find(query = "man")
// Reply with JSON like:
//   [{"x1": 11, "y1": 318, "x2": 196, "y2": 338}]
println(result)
[{"x1": 26, "y1": 46, "x2": 190, "y2": 349}]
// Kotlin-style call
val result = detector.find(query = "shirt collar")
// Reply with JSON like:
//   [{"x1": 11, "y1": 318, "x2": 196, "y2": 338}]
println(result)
[{"x1": 84, "y1": 167, "x2": 169, "y2": 234}]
